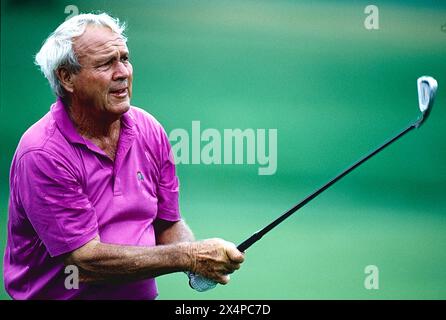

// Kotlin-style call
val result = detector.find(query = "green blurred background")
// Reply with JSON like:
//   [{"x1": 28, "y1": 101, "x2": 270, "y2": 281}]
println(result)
[{"x1": 1, "y1": 0, "x2": 445, "y2": 299}]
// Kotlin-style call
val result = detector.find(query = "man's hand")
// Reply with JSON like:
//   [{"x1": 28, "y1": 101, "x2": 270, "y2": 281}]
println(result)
[{"x1": 188, "y1": 238, "x2": 245, "y2": 285}]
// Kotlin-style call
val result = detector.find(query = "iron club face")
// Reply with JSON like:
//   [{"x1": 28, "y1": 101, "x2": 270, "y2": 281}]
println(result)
[{"x1": 416, "y1": 76, "x2": 438, "y2": 127}]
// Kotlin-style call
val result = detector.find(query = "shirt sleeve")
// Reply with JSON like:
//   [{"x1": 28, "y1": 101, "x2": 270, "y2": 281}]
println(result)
[
  {"x1": 15, "y1": 150, "x2": 99, "y2": 257},
  {"x1": 156, "y1": 126, "x2": 181, "y2": 222}
]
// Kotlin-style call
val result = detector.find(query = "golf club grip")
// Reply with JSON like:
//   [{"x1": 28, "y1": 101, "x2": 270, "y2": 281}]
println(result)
[
  {"x1": 187, "y1": 272, "x2": 217, "y2": 292},
  {"x1": 237, "y1": 232, "x2": 261, "y2": 252}
]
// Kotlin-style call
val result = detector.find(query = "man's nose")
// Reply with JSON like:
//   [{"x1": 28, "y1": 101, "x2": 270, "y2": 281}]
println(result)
[{"x1": 113, "y1": 60, "x2": 131, "y2": 81}]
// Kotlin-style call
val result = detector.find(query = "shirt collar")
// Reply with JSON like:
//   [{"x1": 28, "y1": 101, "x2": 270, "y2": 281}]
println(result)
[{"x1": 51, "y1": 98, "x2": 85, "y2": 145}]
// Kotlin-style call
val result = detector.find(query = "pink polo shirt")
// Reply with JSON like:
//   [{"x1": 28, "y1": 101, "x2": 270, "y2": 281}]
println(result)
[{"x1": 4, "y1": 98, "x2": 181, "y2": 300}]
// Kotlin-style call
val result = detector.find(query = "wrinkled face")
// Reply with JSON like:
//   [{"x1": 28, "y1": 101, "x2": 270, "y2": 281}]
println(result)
[{"x1": 71, "y1": 25, "x2": 133, "y2": 117}]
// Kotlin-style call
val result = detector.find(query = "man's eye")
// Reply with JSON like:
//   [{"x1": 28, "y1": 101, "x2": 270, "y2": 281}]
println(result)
[{"x1": 97, "y1": 61, "x2": 112, "y2": 69}]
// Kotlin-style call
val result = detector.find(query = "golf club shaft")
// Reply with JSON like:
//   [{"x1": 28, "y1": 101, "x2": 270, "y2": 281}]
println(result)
[
  {"x1": 190, "y1": 118, "x2": 419, "y2": 291},
  {"x1": 189, "y1": 76, "x2": 436, "y2": 292},
  {"x1": 237, "y1": 121, "x2": 417, "y2": 252}
]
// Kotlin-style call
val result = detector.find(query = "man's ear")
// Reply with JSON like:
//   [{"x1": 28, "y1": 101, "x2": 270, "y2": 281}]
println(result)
[{"x1": 56, "y1": 67, "x2": 75, "y2": 94}]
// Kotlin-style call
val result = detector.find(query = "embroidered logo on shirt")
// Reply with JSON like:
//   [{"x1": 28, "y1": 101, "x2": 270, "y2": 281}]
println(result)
[{"x1": 137, "y1": 171, "x2": 144, "y2": 181}]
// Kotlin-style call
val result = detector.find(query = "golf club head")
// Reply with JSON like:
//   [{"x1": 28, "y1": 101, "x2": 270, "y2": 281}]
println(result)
[{"x1": 416, "y1": 76, "x2": 438, "y2": 128}]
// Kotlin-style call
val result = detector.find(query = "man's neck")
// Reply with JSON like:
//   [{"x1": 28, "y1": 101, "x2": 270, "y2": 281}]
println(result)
[
  {"x1": 67, "y1": 103, "x2": 121, "y2": 140},
  {"x1": 66, "y1": 101, "x2": 122, "y2": 160}
]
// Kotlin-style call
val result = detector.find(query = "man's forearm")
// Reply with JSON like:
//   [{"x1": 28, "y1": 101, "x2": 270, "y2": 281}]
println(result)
[
  {"x1": 65, "y1": 238, "x2": 193, "y2": 284},
  {"x1": 66, "y1": 219, "x2": 244, "y2": 285}
]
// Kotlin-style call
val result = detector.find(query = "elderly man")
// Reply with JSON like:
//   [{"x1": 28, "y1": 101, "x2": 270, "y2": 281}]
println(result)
[{"x1": 4, "y1": 13, "x2": 244, "y2": 300}]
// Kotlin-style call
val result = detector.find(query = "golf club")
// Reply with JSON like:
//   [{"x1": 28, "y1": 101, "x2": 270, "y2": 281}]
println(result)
[{"x1": 187, "y1": 75, "x2": 438, "y2": 292}]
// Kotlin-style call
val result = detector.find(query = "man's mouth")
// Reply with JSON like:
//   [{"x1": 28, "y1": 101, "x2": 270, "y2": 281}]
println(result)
[{"x1": 109, "y1": 87, "x2": 128, "y2": 98}]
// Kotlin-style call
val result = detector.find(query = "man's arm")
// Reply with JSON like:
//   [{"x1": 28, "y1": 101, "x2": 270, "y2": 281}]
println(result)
[
  {"x1": 64, "y1": 235, "x2": 244, "y2": 285},
  {"x1": 64, "y1": 236, "x2": 193, "y2": 283},
  {"x1": 154, "y1": 219, "x2": 195, "y2": 245}
]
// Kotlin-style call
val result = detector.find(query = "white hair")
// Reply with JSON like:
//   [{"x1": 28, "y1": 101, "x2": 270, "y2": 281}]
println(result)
[{"x1": 35, "y1": 13, "x2": 127, "y2": 97}]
